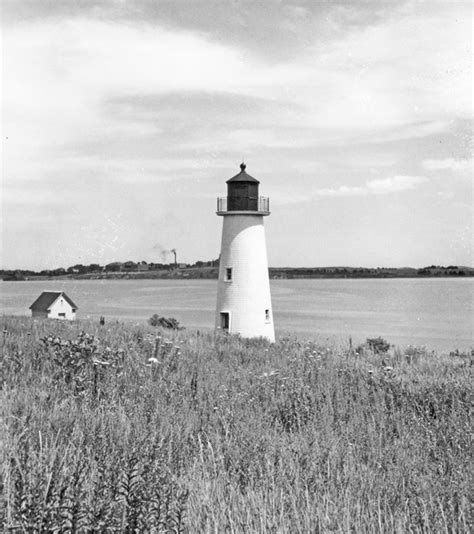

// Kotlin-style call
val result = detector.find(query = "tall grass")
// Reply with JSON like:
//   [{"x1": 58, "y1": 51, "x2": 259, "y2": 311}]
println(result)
[{"x1": 1, "y1": 316, "x2": 471, "y2": 532}]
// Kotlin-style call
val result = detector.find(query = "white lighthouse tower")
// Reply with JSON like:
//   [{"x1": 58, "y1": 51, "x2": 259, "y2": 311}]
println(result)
[{"x1": 215, "y1": 163, "x2": 275, "y2": 342}]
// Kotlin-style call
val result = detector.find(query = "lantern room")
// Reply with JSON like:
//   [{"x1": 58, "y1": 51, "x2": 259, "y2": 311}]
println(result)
[{"x1": 216, "y1": 163, "x2": 270, "y2": 215}]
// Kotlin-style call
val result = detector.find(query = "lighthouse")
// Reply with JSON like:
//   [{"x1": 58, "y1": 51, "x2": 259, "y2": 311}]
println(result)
[{"x1": 215, "y1": 163, "x2": 275, "y2": 342}]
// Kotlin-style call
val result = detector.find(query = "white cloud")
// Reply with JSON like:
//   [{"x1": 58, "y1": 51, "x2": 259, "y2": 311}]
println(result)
[
  {"x1": 366, "y1": 175, "x2": 427, "y2": 193},
  {"x1": 312, "y1": 175, "x2": 427, "y2": 198},
  {"x1": 2, "y1": 19, "x2": 246, "y2": 149},
  {"x1": 2, "y1": 3, "x2": 472, "y2": 268},
  {"x1": 2, "y1": 187, "x2": 63, "y2": 206},
  {"x1": 3, "y1": 2, "x2": 471, "y2": 161},
  {"x1": 313, "y1": 185, "x2": 365, "y2": 198},
  {"x1": 363, "y1": 121, "x2": 452, "y2": 144},
  {"x1": 307, "y1": 3, "x2": 472, "y2": 129},
  {"x1": 437, "y1": 191, "x2": 455, "y2": 200},
  {"x1": 422, "y1": 158, "x2": 473, "y2": 172}
]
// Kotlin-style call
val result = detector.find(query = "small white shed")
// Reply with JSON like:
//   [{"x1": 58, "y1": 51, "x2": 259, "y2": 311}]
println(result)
[{"x1": 29, "y1": 291, "x2": 78, "y2": 320}]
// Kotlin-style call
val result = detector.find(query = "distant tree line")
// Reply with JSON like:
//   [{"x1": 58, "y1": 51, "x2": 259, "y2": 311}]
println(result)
[
  {"x1": 417, "y1": 266, "x2": 466, "y2": 276},
  {"x1": 0, "y1": 259, "x2": 220, "y2": 280},
  {"x1": 1, "y1": 260, "x2": 472, "y2": 281}
]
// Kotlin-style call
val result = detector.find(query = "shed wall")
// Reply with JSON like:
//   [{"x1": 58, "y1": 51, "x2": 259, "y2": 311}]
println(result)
[{"x1": 48, "y1": 297, "x2": 76, "y2": 320}]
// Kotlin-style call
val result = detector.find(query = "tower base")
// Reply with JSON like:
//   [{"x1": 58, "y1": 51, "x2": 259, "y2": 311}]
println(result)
[{"x1": 215, "y1": 214, "x2": 275, "y2": 342}]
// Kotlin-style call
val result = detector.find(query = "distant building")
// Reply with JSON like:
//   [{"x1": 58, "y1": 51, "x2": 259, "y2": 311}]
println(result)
[{"x1": 29, "y1": 291, "x2": 78, "y2": 320}]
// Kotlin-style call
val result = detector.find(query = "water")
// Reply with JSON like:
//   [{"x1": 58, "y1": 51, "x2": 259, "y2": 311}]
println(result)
[{"x1": 1, "y1": 278, "x2": 472, "y2": 352}]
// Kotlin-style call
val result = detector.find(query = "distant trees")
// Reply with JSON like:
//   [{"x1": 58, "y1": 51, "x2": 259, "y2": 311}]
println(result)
[
  {"x1": 105, "y1": 263, "x2": 122, "y2": 272},
  {"x1": 188, "y1": 258, "x2": 219, "y2": 268},
  {"x1": 2, "y1": 260, "x2": 470, "y2": 281},
  {"x1": 418, "y1": 266, "x2": 465, "y2": 276},
  {"x1": 123, "y1": 261, "x2": 137, "y2": 270}
]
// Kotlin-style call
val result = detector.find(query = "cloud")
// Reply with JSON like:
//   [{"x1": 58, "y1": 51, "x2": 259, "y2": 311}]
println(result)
[
  {"x1": 3, "y1": 2, "x2": 471, "y2": 162},
  {"x1": 312, "y1": 185, "x2": 365, "y2": 198},
  {"x1": 437, "y1": 191, "x2": 455, "y2": 200},
  {"x1": 0, "y1": 1, "x2": 395, "y2": 62},
  {"x1": 311, "y1": 2, "x2": 472, "y2": 126},
  {"x1": 360, "y1": 121, "x2": 452, "y2": 145},
  {"x1": 2, "y1": 2, "x2": 472, "y2": 269},
  {"x1": 422, "y1": 158, "x2": 473, "y2": 172},
  {"x1": 271, "y1": 174, "x2": 430, "y2": 207},
  {"x1": 2, "y1": 187, "x2": 63, "y2": 206},
  {"x1": 312, "y1": 175, "x2": 427, "y2": 198},
  {"x1": 366, "y1": 175, "x2": 427, "y2": 193}
]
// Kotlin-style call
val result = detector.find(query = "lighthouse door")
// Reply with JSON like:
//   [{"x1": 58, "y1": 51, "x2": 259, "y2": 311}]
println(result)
[{"x1": 220, "y1": 312, "x2": 230, "y2": 332}]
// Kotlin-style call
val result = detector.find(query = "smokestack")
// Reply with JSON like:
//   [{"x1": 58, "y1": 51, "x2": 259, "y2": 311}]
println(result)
[{"x1": 171, "y1": 249, "x2": 177, "y2": 265}]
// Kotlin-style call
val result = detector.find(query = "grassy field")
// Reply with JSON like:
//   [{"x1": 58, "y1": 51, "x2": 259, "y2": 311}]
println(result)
[{"x1": 1, "y1": 316, "x2": 471, "y2": 532}]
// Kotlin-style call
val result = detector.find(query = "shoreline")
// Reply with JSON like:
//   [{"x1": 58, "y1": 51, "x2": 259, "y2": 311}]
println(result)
[
  {"x1": 2, "y1": 313, "x2": 472, "y2": 355},
  {"x1": 2, "y1": 270, "x2": 473, "y2": 282}
]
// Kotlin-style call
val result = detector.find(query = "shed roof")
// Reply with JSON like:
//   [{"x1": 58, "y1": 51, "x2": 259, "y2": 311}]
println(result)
[
  {"x1": 29, "y1": 291, "x2": 78, "y2": 311},
  {"x1": 226, "y1": 163, "x2": 260, "y2": 184}
]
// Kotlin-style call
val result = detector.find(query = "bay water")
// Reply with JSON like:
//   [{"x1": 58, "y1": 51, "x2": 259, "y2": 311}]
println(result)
[{"x1": 1, "y1": 278, "x2": 472, "y2": 352}]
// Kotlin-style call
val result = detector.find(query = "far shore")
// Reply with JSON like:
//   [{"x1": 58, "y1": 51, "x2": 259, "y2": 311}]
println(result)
[{"x1": 1, "y1": 264, "x2": 473, "y2": 282}]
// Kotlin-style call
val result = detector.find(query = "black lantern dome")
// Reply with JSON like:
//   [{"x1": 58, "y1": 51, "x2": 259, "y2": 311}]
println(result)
[
  {"x1": 216, "y1": 163, "x2": 270, "y2": 215},
  {"x1": 226, "y1": 163, "x2": 259, "y2": 211}
]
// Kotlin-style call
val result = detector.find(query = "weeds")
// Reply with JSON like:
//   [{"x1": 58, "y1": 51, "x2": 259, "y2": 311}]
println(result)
[
  {"x1": 1, "y1": 316, "x2": 472, "y2": 532},
  {"x1": 148, "y1": 314, "x2": 183, "y2": 330}
]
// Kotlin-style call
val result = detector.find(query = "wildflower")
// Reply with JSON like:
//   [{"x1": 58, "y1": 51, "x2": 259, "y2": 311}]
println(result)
[{"x1": 92, "y1": 359, "x2": 110, "y2": 366}]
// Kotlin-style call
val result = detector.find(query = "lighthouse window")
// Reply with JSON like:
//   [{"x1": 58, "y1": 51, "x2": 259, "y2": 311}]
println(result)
[
  {"x1": 225, "y1": 268, "x2": 232, "y2": 281},
  {"x1": 265, "y1": 309, "x2": 270, "y2": 322}
]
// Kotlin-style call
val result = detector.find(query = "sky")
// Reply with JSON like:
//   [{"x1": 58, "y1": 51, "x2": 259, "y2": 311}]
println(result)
[{"x1": 1, "y1": 0, "x2": 473, "y2": 269}]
